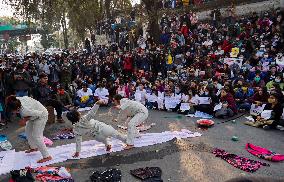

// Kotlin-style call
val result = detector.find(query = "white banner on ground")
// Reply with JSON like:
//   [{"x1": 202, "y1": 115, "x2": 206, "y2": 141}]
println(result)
[{"x1": 0, "y1": 130, "x2": 201, "y2": 175}]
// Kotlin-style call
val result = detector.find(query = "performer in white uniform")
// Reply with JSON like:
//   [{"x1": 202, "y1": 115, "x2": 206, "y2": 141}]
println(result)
[
  {"x1": 66, "y1": 101, "x2": 126, "y2": 158},
  {"x1": 113, "y1": 95, "x2": 149, "y2": 149},
  {"x1": 6, "y1": 96, "x2": 52, "y2": 163}
]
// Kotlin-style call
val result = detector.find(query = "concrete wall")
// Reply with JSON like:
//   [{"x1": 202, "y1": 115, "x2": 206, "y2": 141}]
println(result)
[{"x1": 197, "y1": 0, "x2": 280, "y2": 20}]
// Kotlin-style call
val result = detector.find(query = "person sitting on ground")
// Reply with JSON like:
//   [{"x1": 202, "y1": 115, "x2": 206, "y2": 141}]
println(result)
[
  {"x1": 74, "y1": 83, "x2": 94, "y2": 108},
  {"x1": 215, "y1": 88, "x2": 237, "y2": 118},
  {"x1": 245, "y1": 93, "x2": 284, "y2": 129},
  {"x1": 55, "y1": 84, "x2": 73, "y2": 111},
  {"x1": 94, "y1": 83, "x2": 109, "y2": 105},
  {"x1": 67, "y1": 100, "x2": 126, "y2": 158}
]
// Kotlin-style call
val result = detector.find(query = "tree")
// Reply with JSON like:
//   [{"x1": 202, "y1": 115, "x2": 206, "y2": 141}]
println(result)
[{"x1": 141, "y1": 0, "x2": 160, "y2": 43}]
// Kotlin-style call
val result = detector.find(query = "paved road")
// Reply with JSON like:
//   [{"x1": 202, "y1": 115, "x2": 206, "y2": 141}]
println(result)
[{"x1": 0, "y1": 108, "x2": 284, "y2": 182}]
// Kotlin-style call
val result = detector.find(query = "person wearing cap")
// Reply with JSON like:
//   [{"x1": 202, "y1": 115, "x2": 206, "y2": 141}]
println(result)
[
  {"x1": 68, "y1": 101, "x2": 126, "y2": 158},
  {"x1": 113, "y1": 94, "x2": 149, "y2": 150}
]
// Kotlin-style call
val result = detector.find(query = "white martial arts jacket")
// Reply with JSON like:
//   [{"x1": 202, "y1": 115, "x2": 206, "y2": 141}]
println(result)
[
  {"x1": 17, "y1": 96, "x2": 48, "y2": 120},
  {"x1": 120, "y1": 98, "x2": 148, "y2": 116},
  {"x1": 73, "y1": 104, "x2": 114, "y2": 153}
]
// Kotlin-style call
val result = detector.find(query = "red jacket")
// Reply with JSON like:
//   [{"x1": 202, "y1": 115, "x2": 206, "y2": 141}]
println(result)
[
  {"x1": 181, "y1": 25, "x2": 189, "y2": 38},
  {"x1": 123, "y1": 56, "x2": 133, "y2": 71},
  {"x1": 220, "y1": 93, "x2": 237, "y2": 113}
]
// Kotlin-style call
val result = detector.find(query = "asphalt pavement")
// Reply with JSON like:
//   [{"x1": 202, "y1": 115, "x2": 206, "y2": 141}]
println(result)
[{"x1": 0, "y1": 108, "x2": 284, "y2": 182}]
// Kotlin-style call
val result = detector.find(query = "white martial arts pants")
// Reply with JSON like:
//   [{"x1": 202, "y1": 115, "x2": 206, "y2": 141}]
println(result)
[
  {"x1": 25, "y1": 116, "x2": 49, "y2": 158},
  {"x1": 127, "y1": 111, "x2": 148, "y2": 145},
  {"x1": 94, "y1": 126, "x2": 126, "y2": 146}
]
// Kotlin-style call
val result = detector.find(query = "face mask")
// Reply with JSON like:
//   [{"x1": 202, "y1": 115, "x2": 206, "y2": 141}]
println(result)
[
  {"x1": 205, "y1": 91, "x2": 209, "y2": 95},
  {"x1": 58, "y1": 89, "x2": 65, "y2": 95},
  {"x1": 275, "y1": 79, "x2": 281, "y2": 83},
  {"x1": 255, "y1": 77, "x2": 261, "y2": 82},
  {"x1": 175, "y1": 89, "x2": 180, "y2": 93}
]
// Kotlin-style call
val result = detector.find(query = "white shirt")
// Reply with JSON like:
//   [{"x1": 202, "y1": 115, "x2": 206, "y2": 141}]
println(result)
[
  {"x1": 18, "y1": 96, "x2": 48, "y2": 119},
  {"x1": 77, "y1": 88, "x2": 93, "y2": 98},
  {"x1": 94, "y1": 88, "x2": 109, "y2": 100},
  {"x1": 120, "y1": 98, "x2": 148, "y2": 116}
]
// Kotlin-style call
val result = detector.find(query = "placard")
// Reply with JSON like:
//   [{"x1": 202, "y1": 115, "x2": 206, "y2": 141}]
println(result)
[
  {"x1": 261, "y1": 110, "x2": 272, "y2": 120},
  {"x1": 250, "y1": 104, "x2": 266, "y2": 116},
  {"x1": 180, "y1": 103, "x2": 190, "y2": 111},
  {"x1": 165, "y1": 97, "x2": 177, "y2": 109},
  {"x1": 198, "y1": 97, "x2": 211, "y2": 105},
  {"x1": 214, "y1": 103, "x2": 222, "y2": 111},
  {"x1": 134, "y1": 92, "x2": 142, "y2": 101}
]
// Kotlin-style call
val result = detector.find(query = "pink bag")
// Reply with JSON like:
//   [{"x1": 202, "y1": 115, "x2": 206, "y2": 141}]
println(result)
[{"x1": 246, "y1": 143, "x2": 284, "y2": 162}]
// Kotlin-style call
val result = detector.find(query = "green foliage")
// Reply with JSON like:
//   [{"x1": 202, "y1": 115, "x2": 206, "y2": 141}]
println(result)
[{"x1": 5, "y1": 0, "x2": 134, "y2": 48}]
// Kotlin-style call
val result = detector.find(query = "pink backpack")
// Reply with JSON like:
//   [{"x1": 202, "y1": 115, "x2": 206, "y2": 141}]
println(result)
[{"x1": 246, "y1": 143, "x2": 284, "y2": 162}]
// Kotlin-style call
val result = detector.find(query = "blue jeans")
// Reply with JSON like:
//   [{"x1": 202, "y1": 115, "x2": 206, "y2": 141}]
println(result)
[
  {"x1": 16, "y1": 90, "x2": 28, "y2": 97},
  {"x1": 239, "y1": 103, "x2": 251, "y2": 111},
  {"x1": 74, "y1": 98, "x2": 94, "y2": 108}
]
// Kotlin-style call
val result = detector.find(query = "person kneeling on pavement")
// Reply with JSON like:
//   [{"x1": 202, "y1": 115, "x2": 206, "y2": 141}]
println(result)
[{"x1": 66, "y1": 100, "x2": 126, "y2": 158}]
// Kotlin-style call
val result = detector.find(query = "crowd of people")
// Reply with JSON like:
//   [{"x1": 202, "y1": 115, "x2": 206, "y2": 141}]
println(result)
[{"x1": 0, "y1": 7, "x2": 283, "y2": 131}]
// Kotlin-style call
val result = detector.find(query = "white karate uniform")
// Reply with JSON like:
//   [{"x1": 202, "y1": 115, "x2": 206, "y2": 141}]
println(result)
[
  {"x1": 119, "y1": 99, "x2": 148, "y2": 145},
  {"x1": 18, "y1": 96, "x2": 49, "y2": 158},
  {"x1": 73, "y1": 104, "x2": 126, "y2": 153}
]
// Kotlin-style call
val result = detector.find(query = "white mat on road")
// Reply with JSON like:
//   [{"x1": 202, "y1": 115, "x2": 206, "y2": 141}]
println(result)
[{"x1": 0, "y1": 129, "x2": 201, "y2": 175}]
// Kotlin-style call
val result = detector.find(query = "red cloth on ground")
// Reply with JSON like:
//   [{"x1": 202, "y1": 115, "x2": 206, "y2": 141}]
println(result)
[{"x1": 246, "y1": 143, "x2": 284, "y2": 162}]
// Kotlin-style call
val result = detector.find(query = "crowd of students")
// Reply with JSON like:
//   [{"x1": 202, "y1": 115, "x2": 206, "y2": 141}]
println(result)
[{"x1": 0, "y1": 7, "x2": 283, "y2": 130}]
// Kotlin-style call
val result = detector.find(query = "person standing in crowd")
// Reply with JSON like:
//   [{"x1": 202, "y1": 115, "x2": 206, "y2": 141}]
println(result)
[
  {"x1": 13, "y1": 64, "x2": 32, "y2": 97},
  {"x1": 32, "y1": 73, "x2": 64, "y2": 123},
  {"x1": 60, "y1": 58, "x2": 72, "y2": 89}
]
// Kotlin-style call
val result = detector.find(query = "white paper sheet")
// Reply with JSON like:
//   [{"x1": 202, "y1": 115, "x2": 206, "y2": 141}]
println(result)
[
  {"x1": 214, "y1": 103, "x2": 222, "y2": 111},
  {"x1": 180, "y1": 103, "x2": 190, "y2": 111},
  {"x1": 165, "y1": 97, "x2": 178, "y2": 109},
  {"x1": 0, "y1": 150, "x2": 16, "y2": 175},
  {"x1": 147, "y1": 95, "x2": 158, "y2": 102},
  {"x1": 0, "y1": 130, "x2": 201, "y2": 175},
  {"x1": 250, "y1": 104, "x2": 266, "y2": 116},
  {"x1": 198, "y1": 97, "x2": 211, "y2": 105},
  {"x1": 261, "y1": 110, "x2": 272, "y2": 120}
]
